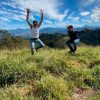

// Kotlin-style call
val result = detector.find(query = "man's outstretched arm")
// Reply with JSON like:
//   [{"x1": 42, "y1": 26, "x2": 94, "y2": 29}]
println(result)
[
  {"x1": 26, "y1": 8, "x2": 32, "y2": 29},
  {"x1": 38, "y1": 9, "x2": 44, "y2": 28}
]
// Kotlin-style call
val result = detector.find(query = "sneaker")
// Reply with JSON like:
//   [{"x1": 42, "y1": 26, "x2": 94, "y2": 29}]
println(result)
[{"x1": 68, "y1": 50, "x2": 75, "y2": 53}]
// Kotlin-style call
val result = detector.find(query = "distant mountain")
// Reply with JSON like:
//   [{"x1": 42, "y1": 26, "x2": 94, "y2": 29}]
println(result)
[
  {"x1": 8, "y1": 26, "x2": 100, "y2": 37},
  {"x1": 82, "y1": 25, "x2": 100, "y2": 29},
  {"x1": 40, "y1": 27, "x2": 67, "y2": 34},
  {"x1": 8, "y1": 27, "x2": 67, "y2": 37},
  {"x1": 9, "y1": 28, "x2": 30, "y2": 37}
]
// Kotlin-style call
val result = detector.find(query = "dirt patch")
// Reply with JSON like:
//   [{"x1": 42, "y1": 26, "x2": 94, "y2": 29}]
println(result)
[{"x1": 68, "y1": 88, "x2": 95, "y2": 100}]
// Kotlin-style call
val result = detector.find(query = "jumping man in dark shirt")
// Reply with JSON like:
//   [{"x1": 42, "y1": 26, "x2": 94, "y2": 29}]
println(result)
[{"x1": 66, "y1": 25, "x2": 91, "y2": 53}]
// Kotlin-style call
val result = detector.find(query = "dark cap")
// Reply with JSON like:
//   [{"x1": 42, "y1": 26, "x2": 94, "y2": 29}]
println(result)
[{"x1": 67, "y1": 25, "x2": 73, "y2": 29}]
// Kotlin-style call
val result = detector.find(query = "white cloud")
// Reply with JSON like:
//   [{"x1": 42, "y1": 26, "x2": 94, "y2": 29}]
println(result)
[
  {"x1": 82, "y1": 19, "x2": 92, "y2": 23},
  {"x1": 55, "y1": 20, "x2": 83, "y2": 28},
  {"x1": 68, "y1": 12, "x2": 80, "y2": 22},
  {"x1": 0, "y1": 1, "x2": 17, "y2": 9},
  {"x1": 80, "y1": 0, "x2": 95, "y2": 6},
  {"x1": 14, "y1": 0, "x2": 68, "y2": 21},
  {"x1": 72, "y1": 17, "x2": 80, "y2": 21},
  {"x1": 0, "y1": 10, "x2": 24, "y2": 21},
  {"x1": 68, "y1": 16, "x2": 80, "y2": 22},
  {"x1": 0, "y1": 7, "x2": 24, "y2": 16},
  {"x1": 0, "y1": 10, "x2": 10, "y2": 15},
  {"x1": 0, "y1": 2, "x2": 11, "y2": 6},
  {"x1": 80, "y1": 11, "x2": 90, "y2": 16},
  {"x1": 68, "y1": 12, "x2": 75, "y2": 18},
  {"x1": 1, "y1": 0, "x2": 99, "y2": 29},
  {"x1": 0, "y1": 17, "x2": 11, "y2": 22},
  {"x1": 84, "y1": 0, "x2": 95, "y2": 6},
  {"x1": 44, "y1": 20, "x2": 53, "y2": 24},
  {"x1": 0, "y1": 4, "x2": 32, "y2": 22},
  {"x1": 91, "y1": 7, "x2": 100, "y2": 22},
  {"x1": 55, "y1": 21, "x2": 67, "y2": 27},
  {"x1": 0, "y1": 1, "x2": 25, "y2": 12}
]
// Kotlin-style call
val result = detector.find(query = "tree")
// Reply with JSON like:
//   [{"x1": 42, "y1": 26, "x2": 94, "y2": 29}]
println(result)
[{"x1": 0, "y1": 30, "x2": 14, "y2": 49}]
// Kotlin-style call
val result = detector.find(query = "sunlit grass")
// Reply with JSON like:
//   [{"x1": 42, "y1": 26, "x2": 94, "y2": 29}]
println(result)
[{"x1": 0, "y1": 46, "x2": 100, "y2": 100}]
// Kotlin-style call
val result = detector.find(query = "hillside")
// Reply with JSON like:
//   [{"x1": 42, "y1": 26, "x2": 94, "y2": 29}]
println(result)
[
  {"x1": 0, "y1": 47, "x2": 100, "y2": 100},
  {"x1": 79, "y1": 29, "x2": 100, "y2": 45},
  {"x1": 8, "y1": 28, "x2": 100, "y2": 46},
  {"x1": 40, "y1": 29, "x2": 100, "y2": 48},
  {"x1": 0, "y1": 29, "x2": 100, "y2": 50}
]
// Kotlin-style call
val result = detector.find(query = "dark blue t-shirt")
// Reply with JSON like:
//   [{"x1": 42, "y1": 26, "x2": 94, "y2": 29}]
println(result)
[{"x1": 68, "y1": 30, "x2": 80, "y2": 41}]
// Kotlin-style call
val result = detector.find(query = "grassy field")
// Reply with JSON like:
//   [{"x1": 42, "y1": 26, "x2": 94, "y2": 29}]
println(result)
[{"x1": 0, "y1": 46, "x2": 100, "y2": 100}]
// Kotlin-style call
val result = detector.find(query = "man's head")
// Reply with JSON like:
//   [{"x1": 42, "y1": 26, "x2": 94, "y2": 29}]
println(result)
[
  {"x1": 33, "y1": 20, "x2": 38, "y2": 27},
  {"x1": 67, "y1": 25, "x2": 73, "y2": 31}
]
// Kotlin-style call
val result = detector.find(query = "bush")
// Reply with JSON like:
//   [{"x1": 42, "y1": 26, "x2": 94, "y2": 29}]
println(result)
[{"x1": 35, "y1": 75, "x2": 68, "y2": 100}]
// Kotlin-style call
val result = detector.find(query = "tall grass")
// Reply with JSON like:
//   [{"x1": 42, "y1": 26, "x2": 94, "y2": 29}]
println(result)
[{"x1": 0, "y1": 46, "x2": 100, "y2": 100}]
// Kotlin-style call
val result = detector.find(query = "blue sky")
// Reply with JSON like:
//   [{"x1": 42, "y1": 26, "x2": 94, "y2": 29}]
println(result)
[{"x1": 0, "y1": 0, "x2": 100, "y2": 29}]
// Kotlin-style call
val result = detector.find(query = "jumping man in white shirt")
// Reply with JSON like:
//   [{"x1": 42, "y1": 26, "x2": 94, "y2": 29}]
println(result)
[{"x1": 26, "y1": 8, "x2": 45, "y2": 55}]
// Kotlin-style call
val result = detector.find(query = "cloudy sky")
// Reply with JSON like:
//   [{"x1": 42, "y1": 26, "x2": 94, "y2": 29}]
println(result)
[{"x1": 0, "y1": 0, "x2": 100, "y2": 29}]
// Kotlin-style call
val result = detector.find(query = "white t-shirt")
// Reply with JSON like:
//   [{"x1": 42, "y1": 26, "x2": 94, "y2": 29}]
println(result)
[{"x1": 30, "y1": 26, "x2": 39, "y2": 38}]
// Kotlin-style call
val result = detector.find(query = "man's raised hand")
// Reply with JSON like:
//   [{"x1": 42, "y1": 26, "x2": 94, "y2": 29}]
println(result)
[
  {"x1": 26, "y1": 8, "x2": 31, "y2": 14},
  {"x1": 40, "y1": 9, "x2": 44, "y2": 14}
]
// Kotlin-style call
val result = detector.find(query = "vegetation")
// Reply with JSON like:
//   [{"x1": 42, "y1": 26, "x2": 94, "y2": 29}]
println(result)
[
  {"x1": 0, "y1": 29, "x2": 100, "y2": 49},
  {"x1": 0, "y1": 29, "x2": 100, "y2": 99},
  {"x1": 79, "y1": 29, "x2": 100, "y2": 45},
  {"x1": 41, "y1": 29, "x2": 100, "y2": 47},
  {"x1": 0, "y1": 30, "x2": 28, "y2": 49},
  {"x1": 0, "y1": 46, "x2": 100, "y2": 100}
]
